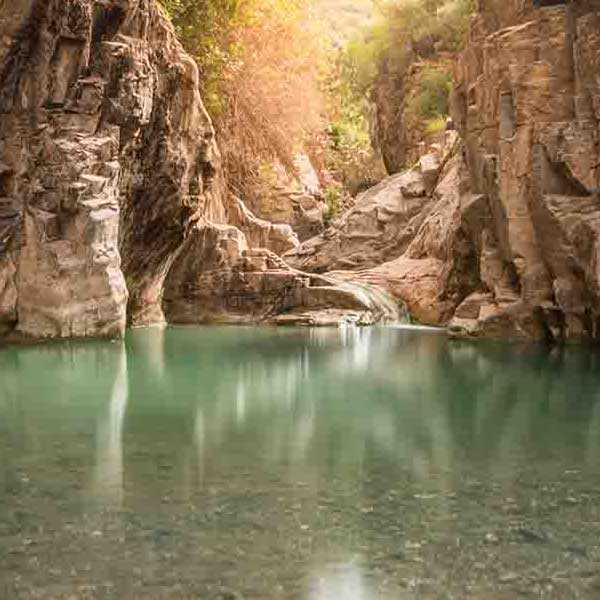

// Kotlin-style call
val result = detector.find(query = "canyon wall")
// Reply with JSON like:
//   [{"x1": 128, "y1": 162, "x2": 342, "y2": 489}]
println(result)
[
  {"x1": 0, "y1": 0, "x2": 393, "y2": 340},
  {"x1": 291, "y1": 0, "x2": 600, "y2": 342},
  {"x1": 0, "y1": 0, "x2": 223, "y2": 337},
  {"x1": 449, "y1": 0, "x2": 600, "y2": 341},
  {"x1": 3, "y1": 0, "x2": 600, "y2": 343}
]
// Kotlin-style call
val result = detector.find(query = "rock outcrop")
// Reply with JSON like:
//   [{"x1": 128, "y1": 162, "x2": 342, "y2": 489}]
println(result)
[
  {"x1": 0, "y1": 0, "x2": 398, "y2": 341},
  {"x1": 285, "y1": 151, "x2": 444, "y2": 273},
  {"x1": 330, "y1": 153, "x2": 480, "y2": 326},
  {"x1": 1, "y1": 0, "x2": 220, "y2": 337},
  {"x1": 448, "y1": 0, "x2": 600, "y2": 341},
  {"x1": 289, "y1": 0, "x2": 600, "y2": 343}
]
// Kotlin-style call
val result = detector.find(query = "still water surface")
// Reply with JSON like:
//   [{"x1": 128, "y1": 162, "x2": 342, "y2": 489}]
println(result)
[{"x1": 1, "y1": 326, "x2": 600, "y2": 600}]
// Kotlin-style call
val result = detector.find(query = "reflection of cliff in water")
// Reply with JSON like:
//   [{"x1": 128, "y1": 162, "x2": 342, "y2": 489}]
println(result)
[
  {"x1": 2, "y1": 327, "x2": 600, "y2": 503},
  {"x1": 119, "y1": 326, "x2": 600, "y2": 495},
  {"x1": 2, "y1": 327, "x2": 600, "y2": 598},
  {"x1": 92, "y1": 348, "x2": 128, "y2": 509}
]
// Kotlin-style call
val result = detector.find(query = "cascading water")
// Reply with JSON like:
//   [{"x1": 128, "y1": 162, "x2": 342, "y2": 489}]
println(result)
[{"x1": 323, "y1": 274, "x2": 409, "y2": 325}]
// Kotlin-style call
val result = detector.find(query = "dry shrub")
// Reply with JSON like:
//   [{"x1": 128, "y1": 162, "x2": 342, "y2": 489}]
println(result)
[{"x1": 213, "y1": 0, "x2": 326, "y2": 197}]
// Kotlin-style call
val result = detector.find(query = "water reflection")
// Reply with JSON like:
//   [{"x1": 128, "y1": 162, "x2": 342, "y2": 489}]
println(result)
[
  {"x1": 1, "y1": 326, "x2": 600, "y2": 599},
  {"x1": 308, "y1": 562, "x2": 374, "y2": 600},
  {"x1": 92, "y1": 347, "x2": 128, "y2": 508}
]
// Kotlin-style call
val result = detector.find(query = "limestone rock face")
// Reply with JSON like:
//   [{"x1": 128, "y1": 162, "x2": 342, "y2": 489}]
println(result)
[
  {"x1": 283, "y1": 0, "x2": 600, "y2": 341},
  {"x1": 0, "y1": 0, "x2": 222, "y2": 337},
  {"x1": 284, "y1": 153, "x2": 441, "y2": 273},
  {"x1": 7, "y1": 0, "x2": 598, "y2": 343},
  {"x1": 348, "y1": 0, "x2": 600, "y2": 341},
  {"x1": 0, "y1": 0, "x2": 397, "y2": 339},
  {"x1": 449, "y1": 0, "x2": 600, "y2": 341}
]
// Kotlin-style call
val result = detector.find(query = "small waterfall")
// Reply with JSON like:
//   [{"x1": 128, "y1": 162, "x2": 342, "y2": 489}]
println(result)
[{"x1": 325, "y1": 275, "x2": 409, "y2": 325}]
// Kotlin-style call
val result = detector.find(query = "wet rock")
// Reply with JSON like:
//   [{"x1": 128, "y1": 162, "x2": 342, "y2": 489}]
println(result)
[
  {"x1": 325, "y1": 153, "x2": 478, "y2": 325},
  {"x1": 517, "y1": 527, "x2": 549, "y2": 544}
]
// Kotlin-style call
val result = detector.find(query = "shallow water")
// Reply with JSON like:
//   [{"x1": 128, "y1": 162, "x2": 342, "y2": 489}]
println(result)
[{"x1": 1, "y1": 326, "x2": 600, "y2": 600}]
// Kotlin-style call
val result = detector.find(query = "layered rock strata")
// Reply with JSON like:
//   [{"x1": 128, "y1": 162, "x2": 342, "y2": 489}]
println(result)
[
  {"x1": 449, "y1": 0, "x2": 600, "y2": 341},
  {"x1": 1, "y1": 0, "x2": 219, "y2": 337},
  {"x1": 288, "y1": 144, "x2": 479, "y2": 327},
  {"x1": 5, "y1": 0, "x2": 599, "y2": 343},
  {"x1": 0, "y1": 0, "x2": 396, "y2": 340}
]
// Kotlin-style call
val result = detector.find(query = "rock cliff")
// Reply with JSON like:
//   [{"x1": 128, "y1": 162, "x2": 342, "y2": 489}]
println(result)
[
  {"x1": 290, "y1": 0, "x2": 600, "y2": 343},
  {"x1": 0, "y1": 0, "x2": 395, "y2": 340},
  {"x1": 1, "y1": 0, "x2": 221, "y2": 337},
  {"x1": 4, "y1": 0, "x2": 600, "y2": 343},
  {"x1": 449, "y1": 0, "x2": 600, "y2": 341},
  {"x1": 286, "y1": 139, "x2": 478, "y2": 326}
]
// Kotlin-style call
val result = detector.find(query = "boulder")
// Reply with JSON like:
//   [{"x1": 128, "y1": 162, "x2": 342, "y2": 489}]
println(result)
[{"x1": 284, "y1": 154, "x2": 442, "y2": 273}]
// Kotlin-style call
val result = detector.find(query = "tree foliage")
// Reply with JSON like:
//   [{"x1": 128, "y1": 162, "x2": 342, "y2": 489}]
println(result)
[
  {"x1": 158, "y1": 0, "x2": 326, "y2": 196},
  {"x1": 156, "y1": 0, "x2": 474, "y2": 199},
  {"x1": 341, "y1": 0, "x2": 474, "y2": 99}
]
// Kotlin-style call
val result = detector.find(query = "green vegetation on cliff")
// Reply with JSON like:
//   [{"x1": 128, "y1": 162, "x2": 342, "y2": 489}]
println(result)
[
  {"x1": 156, "y1": 0, "x2": 473, "y2": 196},
  {"x1": 343, "y1": 0, "x2": 474, "y2": 98},
  {"x1": 158, "y1": 0, "x2": 325, "y2": 196},
  {"x1": 333, "y1": 0, "x2": 473, "y2": 172}
]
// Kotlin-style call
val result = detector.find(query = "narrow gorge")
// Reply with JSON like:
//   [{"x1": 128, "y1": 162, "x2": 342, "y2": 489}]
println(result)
[
  {"x1": 4, "y1": 3, "x2": 600, "y2": 599},
  {"x1": 1, "y1": 0, "x2": 600, "y2": 343},
  {"x1": 0, "y1": 0, "x2": 398, "y2": 340}
]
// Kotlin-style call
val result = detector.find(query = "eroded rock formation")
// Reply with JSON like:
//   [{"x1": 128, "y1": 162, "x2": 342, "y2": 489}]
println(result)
[
  {"x1": 0, "y1": 0, "x2": 396, "y2": 340},
  {"x1": 449, "y1": 0, "x2": 600, "y2": 341},
  {"x1": 285, "y1": 138, "x2": 477, "y2": 326},
  {"x1": 1, "y1": 0, "x2": 220, "y2": 337},
  {"x1": 289, "y1": 0, "x2": 600, "y2": 343},
  {"x1": 163, "y1": 221, "x2": 399, "y2": 326}
]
